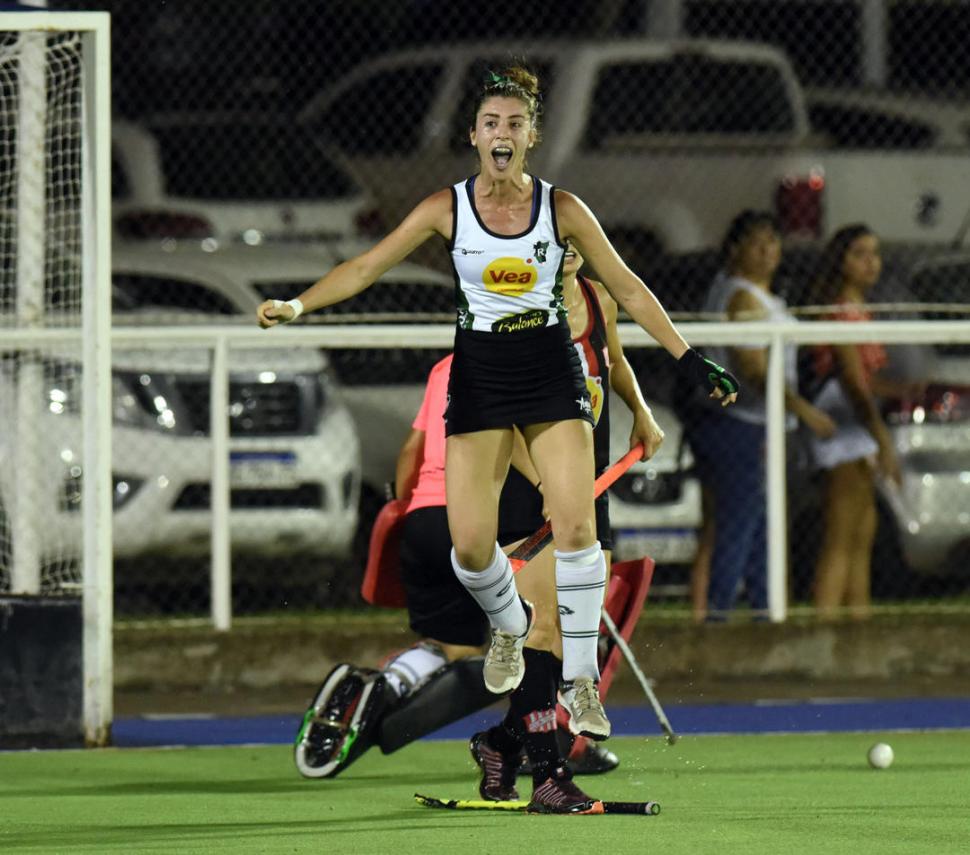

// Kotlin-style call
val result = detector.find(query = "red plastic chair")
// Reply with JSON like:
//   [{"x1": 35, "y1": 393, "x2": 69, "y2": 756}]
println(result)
[
  {"x1": 359, "y1": 499, "x2": 409, "y2": 608},
  {"x1": 597, "y1": 557, "x2": 655, "y2": 698}
]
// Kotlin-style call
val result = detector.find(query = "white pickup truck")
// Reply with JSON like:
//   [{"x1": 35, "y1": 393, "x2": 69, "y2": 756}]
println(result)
[{"x1": 300, "y1": 39, "x2": 970, "y2": 263}]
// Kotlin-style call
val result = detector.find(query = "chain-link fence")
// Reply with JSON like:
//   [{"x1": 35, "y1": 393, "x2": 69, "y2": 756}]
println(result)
[{"x1": 6, "y1": 0, "x2": 965, "y2": 620}]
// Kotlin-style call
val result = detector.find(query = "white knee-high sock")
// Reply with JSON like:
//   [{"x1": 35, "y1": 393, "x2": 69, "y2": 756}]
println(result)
[
  {"x1": 451, "y1": 544, "x2": 528, "y2": 636},
  {"x1": 380, "y1": 641, "x2": 449, "y2": 699},
  {"x1": 555, "y1": 542, "x2": 607, "y2": 682}
]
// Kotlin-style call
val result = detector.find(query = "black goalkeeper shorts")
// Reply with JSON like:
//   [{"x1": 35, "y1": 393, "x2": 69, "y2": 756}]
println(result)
[{"x1": 399, "y1": 505, "x2": 489, "y2": 647}]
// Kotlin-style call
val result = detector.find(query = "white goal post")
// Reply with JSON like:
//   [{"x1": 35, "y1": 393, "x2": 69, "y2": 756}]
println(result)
[{"x1": 0, "y1": 11, "x2": 111, "y2": 746}]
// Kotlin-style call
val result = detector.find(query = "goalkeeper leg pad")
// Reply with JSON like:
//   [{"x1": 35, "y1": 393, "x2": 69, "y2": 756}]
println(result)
[{"x1": 378, "y1": 656, "x2": 496, "y2": 754}]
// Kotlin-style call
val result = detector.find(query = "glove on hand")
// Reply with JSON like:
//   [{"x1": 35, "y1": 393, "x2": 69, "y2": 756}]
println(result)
[{"x1": 678, "y1": 348, "x2": 740, "y2": 399}]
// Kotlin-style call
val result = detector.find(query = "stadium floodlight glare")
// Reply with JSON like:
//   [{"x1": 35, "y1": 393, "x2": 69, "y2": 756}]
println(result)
[{"x1": 0, "y1": 11, "x2": 112, "y2": 746}]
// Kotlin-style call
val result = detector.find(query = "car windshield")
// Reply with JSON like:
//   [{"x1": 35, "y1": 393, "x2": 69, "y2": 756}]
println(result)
[
  {"x1": 151, "y1": 122, "x2": 359, "y2": 200},
  {"x1": 311, "y1": 64, "x2": 444, "y2": 155},
  {"x1": 807, "y1": 102, "x2": 936, "y2": 149},
  {"x1": 112, "y1": 273, "x2": 238, "y2": 315},
  {"x1": 585, "y1": 56, "x2": 796, "y2": 148}
]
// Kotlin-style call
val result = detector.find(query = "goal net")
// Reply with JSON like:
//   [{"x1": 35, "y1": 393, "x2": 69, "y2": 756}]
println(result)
[{"x1": 0, "y1": 12, "x2": 111, "y2": 745}]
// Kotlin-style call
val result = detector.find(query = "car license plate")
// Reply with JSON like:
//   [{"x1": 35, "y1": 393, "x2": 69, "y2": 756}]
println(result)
[
  {"x1": 612, "y1": 529, "x2": 697, "y2": 564},
  {"x1": 229, "y1": 451, "x2": 298, "y2": 487}
]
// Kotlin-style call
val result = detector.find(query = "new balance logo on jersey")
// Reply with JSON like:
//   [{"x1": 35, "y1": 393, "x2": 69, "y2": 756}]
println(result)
[{"x1": 491, "y1": 309, "x2": 548, "y2": 333}]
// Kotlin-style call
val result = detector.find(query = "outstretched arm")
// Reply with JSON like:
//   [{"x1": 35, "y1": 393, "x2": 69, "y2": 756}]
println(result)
[
  {"x1": 257, "y1": 189, "x2": 453, "y2": 327},
  {"x1": 557, "y1": 191, "x2": 688, "y2": 359},
  {"x1": 557, "y1": 191, "x2": 739, "y2": 405}
]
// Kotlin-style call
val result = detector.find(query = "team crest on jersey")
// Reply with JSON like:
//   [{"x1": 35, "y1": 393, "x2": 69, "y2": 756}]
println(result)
[
  {"x1": 586, "y1": 375, "x2": 604, "y2": 426},
  {"x1": 491, "y1": 309, "x2": 548, "y2": 333},
  {"x1": 532, "y1": 240, "x2": 549, "y2": 263}
]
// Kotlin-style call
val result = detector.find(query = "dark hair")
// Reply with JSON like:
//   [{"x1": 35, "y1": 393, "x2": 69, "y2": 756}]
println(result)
[
  {"x1": 471, "y1": 65, "x2": 542, "y2": 142},
  {"x1": 811, "y1": 223, "x2": 875, "y2": 306},
  {"x1": 718, "y1": 209, "x2": 780, "y2": 267}
]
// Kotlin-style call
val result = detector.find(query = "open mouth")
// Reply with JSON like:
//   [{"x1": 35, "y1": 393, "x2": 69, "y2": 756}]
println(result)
[{"x1": 490, "y1": 146, "x2": 513, "y2": 168}]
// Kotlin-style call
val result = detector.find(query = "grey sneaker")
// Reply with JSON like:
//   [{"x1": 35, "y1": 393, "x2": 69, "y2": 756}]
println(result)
[
  {"x1": 482, "y1": 599, "x2": 534, "y2": 694},
  {"x1": 559, "y1": 677, "x2": 611, "y2": 741}
]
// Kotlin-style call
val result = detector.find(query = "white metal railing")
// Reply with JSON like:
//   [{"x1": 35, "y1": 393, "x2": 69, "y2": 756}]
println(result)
[{"x1": 9, "y1": 319, "x2": 969, "y2": 627}]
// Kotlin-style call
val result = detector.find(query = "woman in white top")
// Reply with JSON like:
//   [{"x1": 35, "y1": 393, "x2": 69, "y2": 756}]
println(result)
[
  {"x1": 683, "y1": 210, "x2": 834, "y2": 620},
  {"x1": 257, "y1": 66, "x2": 738, "y2": 790}
]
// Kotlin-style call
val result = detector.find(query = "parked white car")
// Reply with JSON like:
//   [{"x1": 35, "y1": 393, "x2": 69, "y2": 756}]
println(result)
[
  {"x1": 0, "y1": 244, "x2": 365, "y2": 578},
  {"x1": 112, "y1": 113, "x2": 383, "y2": 251}
]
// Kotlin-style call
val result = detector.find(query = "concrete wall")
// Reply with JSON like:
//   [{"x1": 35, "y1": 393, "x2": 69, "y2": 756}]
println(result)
[{"x1": 115, "y1": 613, "x2": 970, "y2": 695}]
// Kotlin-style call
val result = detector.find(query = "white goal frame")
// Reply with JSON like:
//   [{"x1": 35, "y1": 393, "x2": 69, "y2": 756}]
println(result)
[{"x1": 0, "y1": 11, "x2": 112, "y2": 746}]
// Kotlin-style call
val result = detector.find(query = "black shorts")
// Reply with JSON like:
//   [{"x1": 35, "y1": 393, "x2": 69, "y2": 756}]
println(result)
[
  {"x1": 445, "y1": 321, "x2": 593, "y2": 436},
  {"x1": 498, "y1": 467, "x2": 613, "y2": 552},
  {"x1": 399, "y1": 505, "x2": 489, "y2": 647}
]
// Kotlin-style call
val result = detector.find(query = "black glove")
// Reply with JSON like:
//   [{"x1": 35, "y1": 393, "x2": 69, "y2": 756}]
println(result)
[{"x1": 678, "y1": 348, "x2": 740, "y2": 399}]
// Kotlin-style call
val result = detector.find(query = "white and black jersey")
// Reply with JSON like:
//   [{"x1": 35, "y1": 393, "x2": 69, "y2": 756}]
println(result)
[
  {"x1": 449, "y1": 175, "x2": 566, "y2": 333},
  {"x1": 444, "y1": 175, "x2": 592, "y2": 437}
]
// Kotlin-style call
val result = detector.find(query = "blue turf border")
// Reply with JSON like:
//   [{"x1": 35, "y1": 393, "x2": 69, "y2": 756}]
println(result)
[{"x1": 111, "y1": 697, "x2": 970, "y2": 748}]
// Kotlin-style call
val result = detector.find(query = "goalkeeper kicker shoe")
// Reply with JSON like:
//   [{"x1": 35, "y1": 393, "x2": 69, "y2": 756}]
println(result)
[
  {"x1": 469, "y1": 730, "x2": 522, "y2": 801},
  {"x1": 482, "y1": 598, "x2": 535, "y2": 694},
  {"x1": 559, "y1": 677, "x2": 611, "y2": 741},
  {"x1": 294, "y1": 665, "x2": 390, "y2": 779},
  {"x1": 520, "y1": 733, "x2": 619, "y2": 776}
]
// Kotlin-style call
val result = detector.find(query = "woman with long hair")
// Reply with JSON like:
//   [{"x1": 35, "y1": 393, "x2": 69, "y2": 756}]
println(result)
[{"x1": 809, "y1": 224, "x2": 900, "y2": 620}]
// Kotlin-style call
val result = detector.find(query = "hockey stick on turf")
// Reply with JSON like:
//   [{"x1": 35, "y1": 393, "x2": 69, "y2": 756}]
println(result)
[
  {"x1": 508, "y1": 443, "x2": 644, "y2": 573},
  {"x1": 414, "y1": 793, "x2": 661, "y2": 816},
  {"x1": 600, "y1": 607, "x2": 678, "y2": 744}
]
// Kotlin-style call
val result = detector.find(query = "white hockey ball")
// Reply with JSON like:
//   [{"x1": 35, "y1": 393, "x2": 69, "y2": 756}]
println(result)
[{"x1": 867, "y1": 742, "x2": 894, "y2": 769}]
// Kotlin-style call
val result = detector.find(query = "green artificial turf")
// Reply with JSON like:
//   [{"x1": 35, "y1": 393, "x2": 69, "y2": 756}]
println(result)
[{"x1": 2, "y1": 732, "x2": 967, "y2": 854}]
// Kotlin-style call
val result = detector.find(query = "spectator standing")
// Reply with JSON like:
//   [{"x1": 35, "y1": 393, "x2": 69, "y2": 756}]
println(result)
[{"x1": 684, "y1": 211, "x2": 835, "y2": 620}]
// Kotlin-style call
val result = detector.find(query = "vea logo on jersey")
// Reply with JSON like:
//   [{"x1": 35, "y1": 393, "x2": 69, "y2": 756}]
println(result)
[{"x1": 482, "y1": 256, "x2": 537, "y2": 297}]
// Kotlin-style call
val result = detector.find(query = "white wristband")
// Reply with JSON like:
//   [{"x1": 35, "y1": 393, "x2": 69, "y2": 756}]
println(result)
[{"x1": 271, "y1": 298, "x2": 304, "y2": 322}]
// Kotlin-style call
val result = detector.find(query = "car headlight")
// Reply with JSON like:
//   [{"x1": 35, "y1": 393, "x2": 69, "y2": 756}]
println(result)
[
  {"x1": 45, "y1": 363, "x2": 178, "y2": 432},
  {"x1": 61, "y1": 469, "x2": 144, "y2": 511},
  {"x1": 610, "y1": 470, "x2": 684, "y2": 504}
]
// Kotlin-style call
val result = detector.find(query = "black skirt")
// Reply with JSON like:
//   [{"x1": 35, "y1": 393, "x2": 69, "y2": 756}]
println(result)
[{"x1": 445, "y1": 321, "x2": 593, "y2": 436}]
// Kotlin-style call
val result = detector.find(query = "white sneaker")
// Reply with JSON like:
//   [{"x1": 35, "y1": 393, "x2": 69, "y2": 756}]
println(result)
[
  {"x1": 559, "y1": 677, "x2": 611, "y2": 741},
  {"x1": 482, "y1": 599, "x2": 534, "y2": 694}
]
